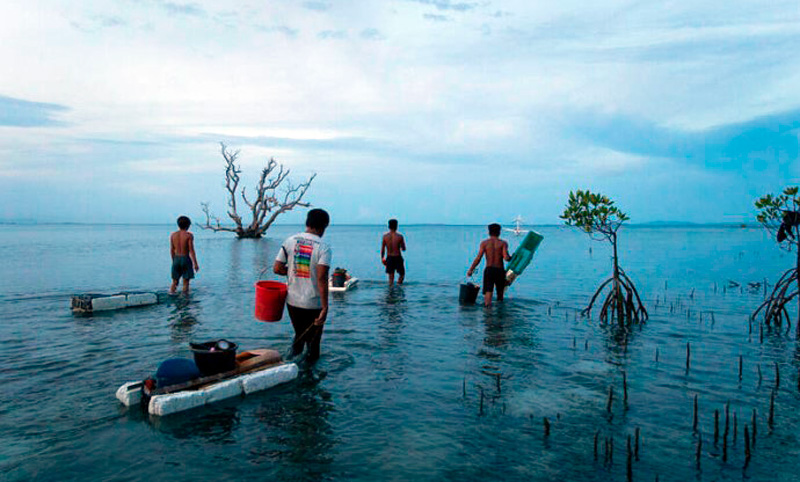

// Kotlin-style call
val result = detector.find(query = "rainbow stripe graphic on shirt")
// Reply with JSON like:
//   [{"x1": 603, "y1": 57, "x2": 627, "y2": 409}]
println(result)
[{"x1": 293, "y1": 239, "x2": 314, "y2": 279}]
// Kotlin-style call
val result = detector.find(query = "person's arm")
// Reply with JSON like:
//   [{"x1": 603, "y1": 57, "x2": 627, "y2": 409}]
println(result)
[
  {"x1": 170, "y1": 234, "x2": 176, "y2": 259},
  {"x1": 188, "y1": 234, "x2": 199, "y2": 271},
  {"x1": 503, "y1": 241, "x2": 511, "y2": 262},
  {"x1": 274, "y1": 243, "x2": 289, "y2": 275},
  {"x1": 380, "y1": 236, "x2": 387, "y2": 265},
  {"x1": 400, "y1": 235, "x2": 406, "y2": 252},
  {"x1": 314, "y1": 264, "x2": 330, "y2": 325},
  {"x1": 466, "y1": 243, "x2": 485, "y2": 277}
]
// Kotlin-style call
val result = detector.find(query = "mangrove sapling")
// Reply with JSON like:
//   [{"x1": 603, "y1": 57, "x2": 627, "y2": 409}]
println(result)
[
  {"x1": 561, "y1": 190, "x2": 648, "y2": 324},
  {"x1": 752, "y1": 187, "x2": 800, "y2": 327}
]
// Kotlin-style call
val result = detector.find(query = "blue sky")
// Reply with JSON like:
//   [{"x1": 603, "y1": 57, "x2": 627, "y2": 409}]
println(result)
[{"x1": 0, "y1": 0, "x2": 798, "y2": 225}]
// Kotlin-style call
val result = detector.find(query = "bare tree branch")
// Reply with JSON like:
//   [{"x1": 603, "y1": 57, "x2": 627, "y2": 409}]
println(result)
[{"x1": 200, "y1": 145, "x2": 317, "y2": 238}]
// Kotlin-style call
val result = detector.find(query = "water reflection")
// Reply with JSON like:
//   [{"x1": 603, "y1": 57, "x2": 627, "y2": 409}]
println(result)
[
  {"x1": 378, "y1": 285, "x2": 407, "y2": 348},
  {"x1": 168, "y1": 295, "x2": 201, "y2": 343},
  {"x1": 250, "y1": 369, "x2": 335, "y2": 478},
  {"x1": 149, "y1": 405, "x2": 240, "y2": 444}
]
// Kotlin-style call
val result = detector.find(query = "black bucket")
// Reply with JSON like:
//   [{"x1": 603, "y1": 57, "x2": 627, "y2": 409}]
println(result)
[
  {"x1": 190, "y1": 339, "x2": 238, "y2": 376},
  {"x1": 459, "y1": 282, "x2": 480, "y2": 305},
  {"x1": 332, "y1": 272, "x2": 346, "y2": 288}
]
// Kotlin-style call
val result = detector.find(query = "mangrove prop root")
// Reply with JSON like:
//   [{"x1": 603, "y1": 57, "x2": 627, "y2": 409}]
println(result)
[
  {"x1": 582, "y1": 269, "x2": 648, "y2": 324},
  {"x1": 752, "y1": 268, "x2": 799, "y2": 327}
]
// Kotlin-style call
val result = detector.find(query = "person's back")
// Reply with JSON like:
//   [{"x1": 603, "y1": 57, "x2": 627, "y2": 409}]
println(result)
[
  {"x1": 467, "y1": 223, "x2": 511, "y2": 306},
  {"x1": 169, "y1": 216, "x2": 199, "y2": 294},
  {"x1": 381, "y1": 218, "x2": 406, "y2": 285},
  {"x1": 273, "y1": 208, "x2": 332, "y2": 362},
  {"x1": 482, "y1": 236, "x2": 508, "y2": 269}
]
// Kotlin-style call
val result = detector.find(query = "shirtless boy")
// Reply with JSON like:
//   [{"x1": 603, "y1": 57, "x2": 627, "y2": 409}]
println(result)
[
  {"x1": 169, "y1": 216, "x2": 199, "y2": 294},
  {"x1": 467, "y1": 223, "x2": 511, "y2": 307},
  {"x1": 381, "y1": 219, "x2": 407, "y2": 285}
]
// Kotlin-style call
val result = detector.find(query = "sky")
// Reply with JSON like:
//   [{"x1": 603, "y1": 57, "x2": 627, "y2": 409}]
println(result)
[{"x1": 0, "y1": 0, "x2": 798, "y2": 225}]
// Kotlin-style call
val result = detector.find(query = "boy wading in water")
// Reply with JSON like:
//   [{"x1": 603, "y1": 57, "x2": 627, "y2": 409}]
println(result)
[
  {"x1": 273, "y1": 209, "x2": 331, "y2": 362},
  {"x1": 467, "y1": 223, "x2": 511, "y2": 307},
  {"x1": 381, "y1": 218, "x2": 406, "y2": 285},
  {"x1": 169, "y1": 216, "x2": 199, "y2": 294}
]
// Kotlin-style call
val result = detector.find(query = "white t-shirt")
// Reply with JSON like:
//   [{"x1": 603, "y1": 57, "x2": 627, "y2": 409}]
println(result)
[{"x1": 275, "y1": 232, "x2": 332, "y2": 309}]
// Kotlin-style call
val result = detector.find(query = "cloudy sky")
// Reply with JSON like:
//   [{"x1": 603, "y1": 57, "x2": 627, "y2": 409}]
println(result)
[{"x1": 0, "y1": 0, "x2": 798, "y2": 225}]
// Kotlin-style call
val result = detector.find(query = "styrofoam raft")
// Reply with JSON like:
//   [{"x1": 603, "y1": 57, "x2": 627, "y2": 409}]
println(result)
[{"x1": 116, "y1": 363, "x2": 299, "y2": 416}]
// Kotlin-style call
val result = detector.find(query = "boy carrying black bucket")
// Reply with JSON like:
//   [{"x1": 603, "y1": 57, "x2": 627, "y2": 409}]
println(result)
[
  {"x1": 273, "y1": 209, "x2": 332, "y2": 362},
  {"x1": 467, "y1": 223, "x2": 511, "y2": 307}
]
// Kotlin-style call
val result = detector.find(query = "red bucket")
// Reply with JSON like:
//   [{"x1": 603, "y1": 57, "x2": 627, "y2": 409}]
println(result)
[{"x1": 254, "y1": 281, "x2": 288, "y2": 322}]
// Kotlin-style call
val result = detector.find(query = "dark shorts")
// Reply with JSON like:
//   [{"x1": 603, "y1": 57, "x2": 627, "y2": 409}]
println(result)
[
  {"x1": 287, "y1": 304, "x2": 324, "y2": 361},
  {"x1": 171, "y1": 255, "x2": 194, "y2": 281},
  {"x1": 385, "y1": 255, "x2": 405, "y2": 276},
  {"x1": 483, "y1": 266, "x2": 506, "y2": 294}
]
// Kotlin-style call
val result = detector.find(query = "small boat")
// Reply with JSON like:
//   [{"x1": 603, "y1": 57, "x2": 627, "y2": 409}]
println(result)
[
  {"x1": 329, "y1": 277, "x2": 358, "y2": 292},
  {"x1": 503, "y1": 215, "x2": 529, "y2": 237},
  {"x1": 116, "y1": 349, "x2": 298, "y2": 416}
]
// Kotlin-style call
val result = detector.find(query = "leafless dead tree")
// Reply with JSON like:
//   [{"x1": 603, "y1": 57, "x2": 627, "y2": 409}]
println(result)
[{"x1": 201, "y1": 143, "x2": 316, "y2": 239}]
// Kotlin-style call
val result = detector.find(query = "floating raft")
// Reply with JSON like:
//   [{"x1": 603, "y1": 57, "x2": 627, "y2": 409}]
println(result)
[
  {"x1": 329, "y1": 277, "x2": 358, "y2": 293},
  {"x1": 71, "y1": 292, "x2": 158, "y2": 313},
  {"x1": 116, "y1": 349, "x2": 299, "y2": 416}
]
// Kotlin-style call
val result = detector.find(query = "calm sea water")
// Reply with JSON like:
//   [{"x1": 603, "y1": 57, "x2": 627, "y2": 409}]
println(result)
[{"x1": 0, "y1": 224, "x2": 798, "y2": 481}]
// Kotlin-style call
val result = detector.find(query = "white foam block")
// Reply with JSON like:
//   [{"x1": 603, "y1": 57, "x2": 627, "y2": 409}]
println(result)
[
  {"x1": 240, "y1": 363, "x2": 299, "y2": 394},
  {"x1": 126, "y1": 293, "x2": 158, "y2": 307},
  {"x1": 146, "y1": 363, "x2": 299, "y2": 416},
  {"x1": 116, "y1": 382, "x2": 143, "y2": 407},
  {"x1": 204, "y1": 378, "x2": 243, "y2": 404},
  {"x1": 91, "y1": 295, "x2": 128, "y2": 311},
  {"x1": 149, "y1": 390, "x2": 209, "y2": 416}
]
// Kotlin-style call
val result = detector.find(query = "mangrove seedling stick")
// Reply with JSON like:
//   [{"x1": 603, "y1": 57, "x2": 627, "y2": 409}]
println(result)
[
  {"x1": 627, "y1": 435, "x2": 633, "y2": 482},
  {"x1": 714, "y1": 409, "x2": 719, "y2": 446}
]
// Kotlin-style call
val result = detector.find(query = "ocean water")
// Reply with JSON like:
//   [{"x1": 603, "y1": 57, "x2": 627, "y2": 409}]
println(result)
[{"x1": 0, "y1": 223, "x2": 798, "y2": 481}]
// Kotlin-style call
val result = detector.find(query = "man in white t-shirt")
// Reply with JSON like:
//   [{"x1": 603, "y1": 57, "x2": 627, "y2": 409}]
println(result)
[{"x1": 273, "y1": 208, "x2": 331, "y2": 362}]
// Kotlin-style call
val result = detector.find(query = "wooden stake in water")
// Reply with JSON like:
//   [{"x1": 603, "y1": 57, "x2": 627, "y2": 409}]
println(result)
[
  {"x1": 695, "y1": 434, "x2": 702, "y2": 468},
  {"x1": 610, "y1": 437, "x2": 614, "y2": 463},
  {"x1": 724, "y1": 403, "x2": 730, "y2": 439},
  {"x1": 751, "y1": 409, "x2": 757, "y2": 446},
  {"x1": 692, "y1": 395, "x2": 698, "y2": 432},
  {"x1": 627, "y1": 435, "x2": 633, "y2": 482},
  {"x1": 686, "y1": 343, "x2": 691, "y2": 373},
  {"x1": 723, "y1": 429, "x2": 728, "y2": 462},
  {"x1": 757, "y1": 364, "x2": 762, "y2": 386},
  {"x1": 744, "y1": 425, "x2": 751, "y2": 466},
  {"x1": 714, "y1": 409, "x2": 719, "y2": 446},
  {"x1": 544, "y1": 417, "x2": 550, "y2": 436},
  {"x1": 635, "y1": 427, "x2": 640, "y2": 461},
  {"x1": 739, "y1": 355, "x2": 743, "y2": 381},
  {"x1": 768, "y1": 390, "x2": 775, "y2": 428},
  {"x1": 623, "y1": 371, "x2": 628, "y2": 405},
  {"x1": 479, "y1": 387, "x2": 484, "y2": 416},
  {"x1": 607, "y1": 386, "x2": 614, "y2": 413},
  {"x1": 594, "y1": 430, "x2": 599, "y2": 461},
  {"x1": 775, "y1": 362, "x2": 780, "y2": 389},
  {"x1": 655, "y1": 347, "x2": 659, "y2": 362},
  {"x1": 733, "y1": 411, "x2": 738, "y2": 444}
]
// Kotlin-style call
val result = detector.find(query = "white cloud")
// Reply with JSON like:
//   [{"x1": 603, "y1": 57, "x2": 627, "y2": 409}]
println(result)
[{"x1": 0, "y1": 0, "x2": 797, "y2": 222}]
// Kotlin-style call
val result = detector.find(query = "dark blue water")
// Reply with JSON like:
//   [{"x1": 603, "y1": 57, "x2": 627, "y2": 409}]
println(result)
[{"x1": 1, "y1": 224, "x2": 797, "y2": 481}]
